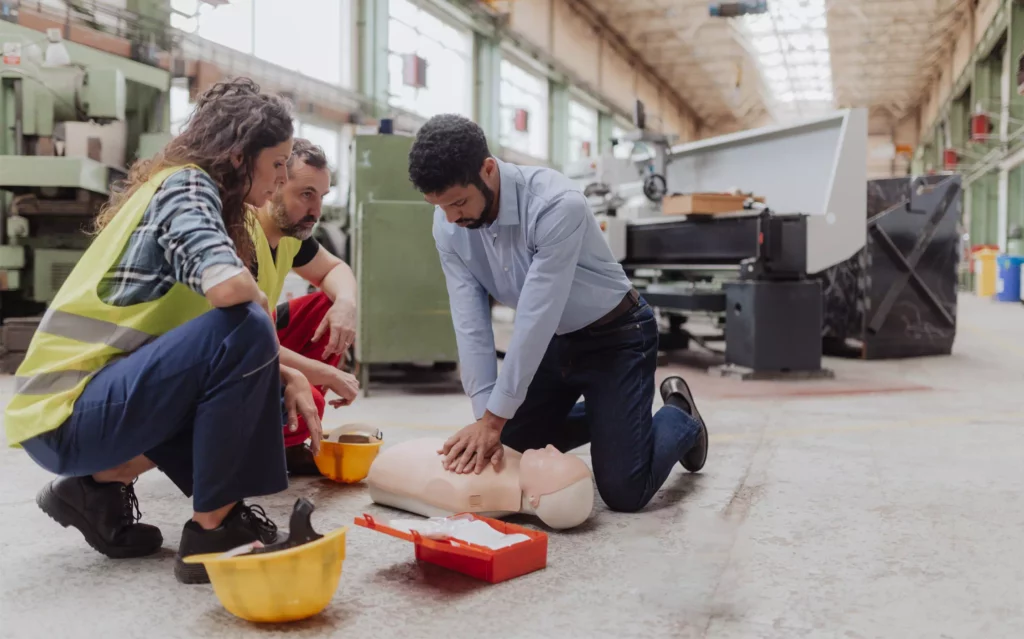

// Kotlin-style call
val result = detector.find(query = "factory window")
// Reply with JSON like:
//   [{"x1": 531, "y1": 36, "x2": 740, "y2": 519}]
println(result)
[
  {"x1": 253, "y1": 0, "x2": 349, "y2": 86},
  {"x1": 499, "y1": 59, "x2": 549, "y2": 160},
  {"x1": 192, "y1": 0, "x2": 255, "y2": 54},
  {"x1": 182, "y1": 0, "x2": 353, "y2": 88},
  {"x1": 169, "y1": 78, "x2": 193, "y2": 136},
  {"x1": 295, "y1": 121, "x2": 343, "y2": 205},
  {"x1": 567, "y1": 99, "x2": 598, "y2": 165},
  {"x1": 387, "y1": 0, "x2": 473, "y2": 119}
]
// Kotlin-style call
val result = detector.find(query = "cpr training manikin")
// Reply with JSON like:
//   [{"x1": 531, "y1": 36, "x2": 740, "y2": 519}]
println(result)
[{"x1": 366, "y1": 437, "x2": 595, "y2": 530}]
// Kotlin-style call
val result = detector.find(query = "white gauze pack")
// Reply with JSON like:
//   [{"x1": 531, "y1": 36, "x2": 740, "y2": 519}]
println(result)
[{"x1": 389, "y1": 516, "x2": 530, "y2": 550}]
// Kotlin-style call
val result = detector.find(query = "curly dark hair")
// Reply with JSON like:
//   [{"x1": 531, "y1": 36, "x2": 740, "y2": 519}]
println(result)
[
  {"x1": 408, "y1": 113, "x2": 491, "y2": 194},
  {"x1": 94, "y1": 77, "x2": 294, "y2": 268}
]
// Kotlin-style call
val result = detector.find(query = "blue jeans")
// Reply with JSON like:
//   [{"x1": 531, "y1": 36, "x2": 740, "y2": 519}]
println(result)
[
  {"x1": 500, "y1": 298, "x2": 701, "y2": 513},
  {"x1": 22, "y1": 302, "x2": 289, "y2": 513}
]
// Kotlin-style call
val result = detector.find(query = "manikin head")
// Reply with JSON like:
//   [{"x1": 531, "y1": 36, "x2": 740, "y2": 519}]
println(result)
[
  {"x1": 268, "y1": 138, "x2": 332, "y2": 240},
  {"x1": 518, "y1": 445, "x2": 595, "y2": 530},
  {"x1": 408, "y1": 113, "x2": 500, "y2": 230}
]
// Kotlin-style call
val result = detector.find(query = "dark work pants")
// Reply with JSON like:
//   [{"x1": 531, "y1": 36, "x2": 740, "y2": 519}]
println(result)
[
  {"x1": 500, "y1": 298, "x2": 701, "y2": 513},
  {"x1": 22, "y1": 302, "x2": 289, "y2": 513}
]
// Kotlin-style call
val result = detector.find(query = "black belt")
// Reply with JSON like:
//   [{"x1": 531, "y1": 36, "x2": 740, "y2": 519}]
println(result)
[{"x1": 587, "y1": 288, "x2": 640, "y2": 329}]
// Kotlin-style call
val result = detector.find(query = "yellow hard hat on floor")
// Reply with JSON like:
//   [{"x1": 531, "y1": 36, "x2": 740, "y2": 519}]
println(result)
[
  {"x1": 183, "y1": 498, "x2": 346, "y2": 623},
  {"x1": 314, "y1": 424, "x2": 384, "y2": 483}
]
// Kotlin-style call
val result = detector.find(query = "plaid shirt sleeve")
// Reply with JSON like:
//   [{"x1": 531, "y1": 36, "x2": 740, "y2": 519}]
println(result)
[
  {"x1": 156, "y1": 169, "x2": 245, "y2": 291},
  {"x1": 98, "y1": 168, "x2": 245, "y2": 306}
]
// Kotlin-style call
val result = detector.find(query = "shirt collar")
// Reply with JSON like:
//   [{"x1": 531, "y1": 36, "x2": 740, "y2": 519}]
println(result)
[{"x1": 492, "y1": 158, "x2": 520, "y2": 227}]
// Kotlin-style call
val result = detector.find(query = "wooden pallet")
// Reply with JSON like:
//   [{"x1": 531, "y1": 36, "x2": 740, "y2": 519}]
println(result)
[{"x1": 662, "y1": 192, "x2": 764, "y2": 216}]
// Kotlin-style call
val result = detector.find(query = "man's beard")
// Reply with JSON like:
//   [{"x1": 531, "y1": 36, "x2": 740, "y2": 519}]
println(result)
[
  {"x1": 459, "y1": 180, "x2": 497, "y2": 230},
  {"x1": 272, "y1": 201, "x2": 317, "y2": 240}
]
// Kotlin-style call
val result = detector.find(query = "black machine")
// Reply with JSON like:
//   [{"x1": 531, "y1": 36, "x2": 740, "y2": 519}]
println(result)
[
  {"x1": 624, "y1": 207, "x2": 829, "y2": 380},
  {"x1": 621, "y1": 175, "x2": 964, "y2": 378},
  {"x1": 592, "y1": 106, "x2": 959, "y2": 379},
  {"x1": 820, "y1": 174, "x2": 962, "y2": 359}
]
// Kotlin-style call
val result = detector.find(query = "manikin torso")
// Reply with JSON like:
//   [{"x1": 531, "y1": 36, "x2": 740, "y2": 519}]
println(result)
[
  {"x1": 368, "y1": 438, "x2": 527, "y2": 518},
  {"x1": 366, "y1": 437, "x2": 596, "y2": 529}
]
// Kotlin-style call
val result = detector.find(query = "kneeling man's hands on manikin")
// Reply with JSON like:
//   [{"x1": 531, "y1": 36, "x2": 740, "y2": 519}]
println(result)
[
  {"x1": 439, "y1": 416, "x2": 504, "y2": 475},
  {"x1": 282, "y1": 368, "x2": 323, "y2": 455}
]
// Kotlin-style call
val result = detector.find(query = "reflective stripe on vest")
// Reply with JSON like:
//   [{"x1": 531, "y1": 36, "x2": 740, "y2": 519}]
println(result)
[
  {"x1": 39, "y1": 309, "x2": 156, "y2": 351},
  {"x1": 12, "y1": 309, "x2": 155, "y2": 395},
  {"x1": 14, "y1": 370, "x2": 92, "y2": 395}
]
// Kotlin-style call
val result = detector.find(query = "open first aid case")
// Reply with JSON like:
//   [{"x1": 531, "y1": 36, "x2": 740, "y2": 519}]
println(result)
[{"x1": 354, "y1": 512, "x2": 548, "y2": 584}]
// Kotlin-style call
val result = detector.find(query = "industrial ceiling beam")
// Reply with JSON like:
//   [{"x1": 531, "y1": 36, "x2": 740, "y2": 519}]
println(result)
[{"x1": 562, "y1": 0, "x2": 707, "y2": 129}]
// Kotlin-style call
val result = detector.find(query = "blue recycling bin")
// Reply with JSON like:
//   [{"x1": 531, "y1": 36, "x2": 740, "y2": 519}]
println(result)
[{"x1": 995, "y1": 255, "x2": 1024, "y2": 301}]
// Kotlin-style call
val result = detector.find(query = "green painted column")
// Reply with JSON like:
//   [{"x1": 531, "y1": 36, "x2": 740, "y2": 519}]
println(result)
[
  {"x1": 950, "y1": 95, "x2": 968, "y2": 150},
  {"x1": 598, "y1": 111, "x2": 615, "y2": 155},
  {"x1": 1008, "y1": 164, "x2": 1024, "y2": 250},
  {"x1": 358, "y1": 0, "x2": 391, "y2": 118},
  {"x1": 1009, "y1": 1, "x2": 1024, "y2": 140},
  {"x1": 971, "y1": 56, "x2": 995, "y2": 149},
  {"x1": 548, "y1": 82, "x2": 569, "y2": 171},
  {"x1": 918, "y1": 141, "x2": 932, "y2": 173},
  {"x1": 970, "y1": 175, "x2": 1000, "y2": 246},
  {"x1": 474, "y1": 33, "x2": 502, "y2": 150},
  {"x1": 969, "y1": 43, "x2": 1004, "y2": 246},
  {"x1": 911, "y1": 147, "x2": 925, "y2": 175}
]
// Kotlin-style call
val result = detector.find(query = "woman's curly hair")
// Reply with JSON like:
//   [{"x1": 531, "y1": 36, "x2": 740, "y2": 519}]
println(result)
[{"x1": 94, "y1": 77, "x2": 294, "y2": 267}]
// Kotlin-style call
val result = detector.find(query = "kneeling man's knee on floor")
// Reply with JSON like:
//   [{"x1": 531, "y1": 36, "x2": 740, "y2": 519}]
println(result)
[{"x1": 596, "y1": 478, "x2": 651, "y2": 513}]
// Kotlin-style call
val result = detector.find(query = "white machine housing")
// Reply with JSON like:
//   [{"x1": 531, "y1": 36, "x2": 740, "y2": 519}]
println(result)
[{"x1": 663, "y1": 108, "x2": 868, "y2": 275}]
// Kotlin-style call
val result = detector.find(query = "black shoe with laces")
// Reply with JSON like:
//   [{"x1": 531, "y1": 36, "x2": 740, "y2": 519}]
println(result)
[
  {"x1": 174, "y1": 502, "x2": 280, "y2": 584},
  {"x1": 660, "y1": 375, "x2": 708, "y2": 473},
  {"x1": 36, "y1": 475, "x2": 163, "y2": 559}
]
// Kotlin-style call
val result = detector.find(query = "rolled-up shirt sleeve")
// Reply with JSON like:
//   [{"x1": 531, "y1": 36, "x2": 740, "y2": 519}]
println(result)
[
  {"x1": 485, "y1": 192, "x2": 587, "y2": 419},
  {"x1": 155, "y1": 170, "x2": 246, "y2": 295},
  {"x1": 434, "y1": 218, "x2": 498, "y2": 420}
]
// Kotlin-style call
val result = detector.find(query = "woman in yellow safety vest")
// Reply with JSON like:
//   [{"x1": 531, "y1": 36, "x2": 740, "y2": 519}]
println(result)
[{"x1": 4, "y1": 77, "x2": 322, "y2": 586}]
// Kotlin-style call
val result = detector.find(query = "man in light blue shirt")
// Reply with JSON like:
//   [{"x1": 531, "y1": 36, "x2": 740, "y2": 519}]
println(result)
[{"x1": 408, "y1": 114, "x2": 709, "y2": 513}]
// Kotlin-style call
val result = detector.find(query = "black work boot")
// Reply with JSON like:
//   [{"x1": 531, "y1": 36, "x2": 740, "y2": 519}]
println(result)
[
  {"x1": 660, "y1": 376, "x2": 708, "y2": 473},
  {"x1": 174, "y1": 502, "x2": 280, "y2": 584},
  {"x1": 286, "y1": 444, "x2": 322, "y2": 477},
  {"x1": 36, "y1": 476, "x2": 163, "y2": 559}
]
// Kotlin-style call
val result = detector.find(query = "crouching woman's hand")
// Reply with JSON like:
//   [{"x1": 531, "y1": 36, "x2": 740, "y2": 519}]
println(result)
[{"x1": 281, "y1": 365, "x2": 322, "y2": 455}]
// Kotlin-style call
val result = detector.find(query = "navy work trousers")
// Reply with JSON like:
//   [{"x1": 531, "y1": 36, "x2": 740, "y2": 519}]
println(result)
[
  {"x1": 500, "y1": 298, "x2": 700, "y2": 513},
  {"x1": 22, "y1": 302, "x2": 289, "y2": 513}
]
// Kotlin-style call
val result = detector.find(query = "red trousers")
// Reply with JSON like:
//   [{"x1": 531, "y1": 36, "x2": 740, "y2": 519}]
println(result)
[{"x1": 275, "y1": 292, "x2": 341, "y2": 448}]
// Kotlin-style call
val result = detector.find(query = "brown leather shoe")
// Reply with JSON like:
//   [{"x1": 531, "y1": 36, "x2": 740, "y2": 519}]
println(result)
[{"x1": 660, "y1": 376, "x2": 708, "y2": 473}]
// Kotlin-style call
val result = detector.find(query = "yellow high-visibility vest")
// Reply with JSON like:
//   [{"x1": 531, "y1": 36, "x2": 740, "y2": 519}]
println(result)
[
  {"x1": 247, "y1": 205, "x2": 303, "y2": 308},
  {"x1": 4, "y1": 165, "x2": 216, "y2": 447}
]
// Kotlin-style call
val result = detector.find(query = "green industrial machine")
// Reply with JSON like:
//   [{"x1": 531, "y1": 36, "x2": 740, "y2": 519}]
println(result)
[
  {"x1": 345, "y1": 132, "x2": 459, "y2": 393},
  {"x1": 0, "y1": 17, "x2": 172, "y2": 369}
]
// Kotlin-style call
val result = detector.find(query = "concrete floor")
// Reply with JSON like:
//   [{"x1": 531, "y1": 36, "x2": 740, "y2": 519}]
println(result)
[{"x1": 2, "y1": 293, "x2": 1024, "y2": 638}]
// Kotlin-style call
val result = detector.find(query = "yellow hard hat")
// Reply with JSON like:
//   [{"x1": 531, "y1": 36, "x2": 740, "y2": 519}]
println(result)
[
  {"x1": 183, "y1": 498, "x2": 346, "y2": 623},
  {"x1": 314, "y1": 424, "x2": 383, "y2": 483}
]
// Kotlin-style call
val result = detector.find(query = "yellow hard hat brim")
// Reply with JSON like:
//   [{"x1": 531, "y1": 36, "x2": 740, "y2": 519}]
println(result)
[{"x1": 182, "y1": 526, "x2": 347, "y2": 567}]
